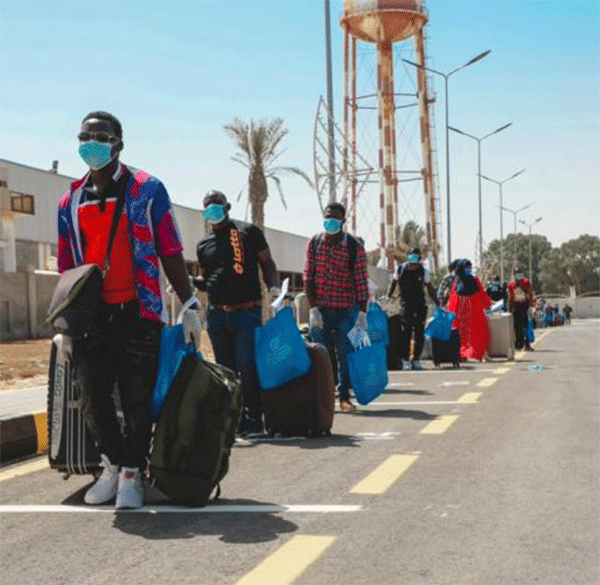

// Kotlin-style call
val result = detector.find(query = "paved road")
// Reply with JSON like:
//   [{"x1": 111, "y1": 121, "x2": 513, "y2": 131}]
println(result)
[
  {"x1": 0, "y1": 385, "x2": 47, "y2": 421},
  {"x1": 1, "y1": 321, "x2": 598, "y2": 585}
]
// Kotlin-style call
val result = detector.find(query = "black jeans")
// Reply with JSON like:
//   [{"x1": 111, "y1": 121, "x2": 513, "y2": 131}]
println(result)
[
  {"x1": 401, "y1": 304, "x2": 427, "y2": 361},
  {"x1": 513, "y1": 303, "x2": 530, "y2": 350},
  {"x1": 74, "y1": 301, "x2": 161, "y2": 469},
  {"x1": 206, "y1": 306, "x2": 263, "y2": 428}
]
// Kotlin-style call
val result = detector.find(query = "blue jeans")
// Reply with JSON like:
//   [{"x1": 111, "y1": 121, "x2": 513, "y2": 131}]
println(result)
[
  {"x1": 206, "y1": 306, "x2": 262, "y2": 427},
  {"x1": 310, "y1": 305, "x2": 359, "y2": 402}
]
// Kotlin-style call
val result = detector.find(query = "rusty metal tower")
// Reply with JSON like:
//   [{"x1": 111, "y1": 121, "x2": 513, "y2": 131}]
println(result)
[{"x1": 340, "y1": 0, "x2": 440, "y2": 272}]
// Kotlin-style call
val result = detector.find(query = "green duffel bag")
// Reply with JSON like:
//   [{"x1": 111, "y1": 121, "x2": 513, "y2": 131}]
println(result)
[{"x1": 149, "y1": 353, "x2": 242, "y2": 507}]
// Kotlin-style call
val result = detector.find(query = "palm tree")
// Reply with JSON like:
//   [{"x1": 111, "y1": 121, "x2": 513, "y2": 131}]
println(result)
[
  {"x1": 365, "y1": 221, "x2": 430, "y2": 267},
  {"x1": 395, "y1": 220, "x2": 429, "y2": 262},
  {"x1": 224, "y1": 117, "x2": 313, "y2": 228}
]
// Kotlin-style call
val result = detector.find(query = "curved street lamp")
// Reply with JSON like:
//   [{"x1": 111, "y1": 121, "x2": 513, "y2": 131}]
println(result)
[
  {"x1": 402, "y1": 49, "x2": 491, "y2": 266},
  {"x1": 498, "y1": 202, "x2": 533, "y2": 272},
  {"x1": 519, "y1": 216, "x2": 543, "y2": 282},
  {"x1": 449, "y1": 122, "x2": 512, "y2": 267},
  {"x1": 481, "y1": 169, "x2": 526, "y2": 281}
]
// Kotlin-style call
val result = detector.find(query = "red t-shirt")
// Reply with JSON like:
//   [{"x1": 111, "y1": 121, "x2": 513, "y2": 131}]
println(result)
[
  {"x1": 508, "y1": 279, "x2": 531, "y2": 305},
  {"x1": 79, "y1": 198, "x2": 137, "y2": 304}
]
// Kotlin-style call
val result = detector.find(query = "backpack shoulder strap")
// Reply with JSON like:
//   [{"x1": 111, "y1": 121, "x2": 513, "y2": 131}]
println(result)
[
  {"x1": 309, "y1": 234, "x2": 322, "y2": 281},
  {"x1": 346, "y1": 234, "x2": 359, "y2": 273}
]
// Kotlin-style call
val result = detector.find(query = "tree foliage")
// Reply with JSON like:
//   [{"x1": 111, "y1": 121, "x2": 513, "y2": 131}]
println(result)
[
  {"x1": 481, "y1": 233, "x2": 552, "y2": 291},
  {"x1": 366, "y1": 220, "x2": 430, "y2": 267},
  {"x1": 482, "y1": 233, "x2": 599, "y2": 295},
  {"x1": 538, "y1": 235, "x2": 600, "y2": 295},
  {"x1": 224, "y1": 117, "x2": 313, "y2": 228}
]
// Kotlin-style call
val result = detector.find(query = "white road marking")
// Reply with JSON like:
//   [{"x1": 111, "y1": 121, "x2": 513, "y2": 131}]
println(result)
[
  {"x1": 0, "y1": 504, "x2": 363, "y2": 514},
  {"x1": 366, "y1": 401, "x2": 462, "y2": 406},
  {"x1": 438, "y1": 381, "x2": 470, "y2": 387}
]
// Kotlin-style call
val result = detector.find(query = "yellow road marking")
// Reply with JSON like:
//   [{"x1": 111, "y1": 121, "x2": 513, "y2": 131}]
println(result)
[
  {"x1": 477, "y1": 377, "x2": 498, "y2": 387},
  {"x1": 420, "y1": 415, "x2": 459, "y2": 435},
  {"x1": 534, "y1": 330, "x2": 552, "y2": 344},
  {"x1": 456, "y1": 392, "x2": 482, "y2": 404},
  {"x1": 234, "y1": 535, "x2": 336, "y2": 585},
  {"x1": 492, "y1": 367, "x2": 511, "y2": 375},
  {"x1": 34, "y1": 412, "x2": 48, "y2": 454},
  {"x1": 350, "y1": 455, "x2": 418, "y2": 494},
  {"x1": 0, "y1": 458, "x2": 49, "y2": 482}
]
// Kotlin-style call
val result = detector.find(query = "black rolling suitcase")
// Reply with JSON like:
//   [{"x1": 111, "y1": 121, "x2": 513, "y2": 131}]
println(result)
[
  {"x1": 387, "y1": 314, "x2": 404, "y2": 370},
  {"x1": 431, "y1": 329, "x2": 461, "y2": 368},
  {"x1": 47, "y1": 334, "x2": 102, "y2": 477}
]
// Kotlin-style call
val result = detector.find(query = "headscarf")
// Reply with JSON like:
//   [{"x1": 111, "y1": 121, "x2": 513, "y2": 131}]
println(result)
[{"x1": 454, "y1": 259, "x2": 479, "y2": 296}]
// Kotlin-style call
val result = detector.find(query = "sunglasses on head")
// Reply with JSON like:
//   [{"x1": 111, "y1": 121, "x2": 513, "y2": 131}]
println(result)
[{"x1": 77, "y1": 131, "x2": 119, "y2": 143}]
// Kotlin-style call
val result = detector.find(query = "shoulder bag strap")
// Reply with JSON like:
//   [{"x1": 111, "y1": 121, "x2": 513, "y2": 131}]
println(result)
[{"x1": 102, "y1": 169, "x2": 132, "y2": 275}]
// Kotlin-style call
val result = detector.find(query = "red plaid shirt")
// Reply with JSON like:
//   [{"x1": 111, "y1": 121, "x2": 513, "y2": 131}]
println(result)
[{"x1": 303, "y1": 234, "x2": 370, "y2": 309}]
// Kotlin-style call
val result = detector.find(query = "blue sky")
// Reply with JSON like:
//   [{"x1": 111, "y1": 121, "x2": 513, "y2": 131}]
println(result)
[{"x1": 1, "y1": 0, "x2": 598, "y2": 264}]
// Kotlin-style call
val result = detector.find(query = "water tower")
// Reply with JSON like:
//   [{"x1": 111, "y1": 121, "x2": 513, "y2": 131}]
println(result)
[{"x1": 341, "y1": 0, "x2": 439, "y2": 272}]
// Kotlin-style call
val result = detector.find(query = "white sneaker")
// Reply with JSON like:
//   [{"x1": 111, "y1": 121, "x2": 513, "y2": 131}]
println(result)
[
  {"x1": 412, "y1": 360, "x2": 423, "y2": 370},
  {"x1": 115, "y1": 467, "x2": 144, "y2": 510},
  {"x1": 402, "y1": 360, "x2": 412, "y2": 371},
  {"x1": 84, "y1": 455, "x2": 119, "y2": 505}
]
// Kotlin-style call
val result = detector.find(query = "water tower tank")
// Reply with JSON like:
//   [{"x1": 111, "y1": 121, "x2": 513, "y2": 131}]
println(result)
[{"x1": 341, "y1": 0, "x2": 427, "y2": 43}]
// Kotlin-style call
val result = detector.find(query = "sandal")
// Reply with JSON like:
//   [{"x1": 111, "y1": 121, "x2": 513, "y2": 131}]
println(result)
[{"x1": 340, "y1": 400, "x2": 357, "y2": 413}]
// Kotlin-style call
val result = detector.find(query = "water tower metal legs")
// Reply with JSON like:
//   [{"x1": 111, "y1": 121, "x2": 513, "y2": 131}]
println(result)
[
  {"x1": 414, "y1": 27, "x2": 439, "y2": 274},
  {"x1": 377, "y1": 41, "x2": 398, "y2": 271}
]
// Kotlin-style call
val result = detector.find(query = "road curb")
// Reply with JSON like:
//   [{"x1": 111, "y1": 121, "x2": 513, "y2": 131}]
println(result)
[{"x1": 0, "y1": 411, "x2": 48, "y2": 463}]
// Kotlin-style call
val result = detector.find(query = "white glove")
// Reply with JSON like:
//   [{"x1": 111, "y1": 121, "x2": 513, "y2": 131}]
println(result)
[
  {"x1": 181, "y1": 308, "x2": 202, "y2": 346},
  {"x1": 355, "y1": 311, "x2": 368, "y2": 331},
  {"x1": 309, "y1": 307, "x2": 324, "y2": 331}
]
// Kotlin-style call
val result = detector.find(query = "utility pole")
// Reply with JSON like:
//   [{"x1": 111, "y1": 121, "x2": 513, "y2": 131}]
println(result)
[
  {"x1": 324, "y1": 0, "x2": 336, "y2": 203},
  {"x1": 519, "y1": 217, "x2": 543, "y2": 282}
]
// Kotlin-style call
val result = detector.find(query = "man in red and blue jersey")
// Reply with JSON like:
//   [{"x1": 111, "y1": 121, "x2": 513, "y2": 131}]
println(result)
[
  {"x1": 57, "y1": 111, "x2": 200, "y2": 509},
  {"x1": 304, "y1": 202, "x2": 370, "y2": 412}
]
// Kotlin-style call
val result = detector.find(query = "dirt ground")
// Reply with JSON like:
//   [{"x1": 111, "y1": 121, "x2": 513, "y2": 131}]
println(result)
[{"x1": 0, "y1": 332, "x2": 214, "y2": 391}]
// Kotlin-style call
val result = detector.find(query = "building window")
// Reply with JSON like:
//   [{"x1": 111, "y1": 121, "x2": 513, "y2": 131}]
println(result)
[
  {"x1": 10, "y1": 192, "x2": 35, "y2": 215},
  {"x1": 0, "y1": 180, "x2": 7, "y2": 188}
]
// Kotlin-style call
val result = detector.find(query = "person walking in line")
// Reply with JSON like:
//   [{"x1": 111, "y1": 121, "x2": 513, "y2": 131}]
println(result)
[
  {"x1": 437, "y1": 259, "x2": 459, "y2": 309},
  {"x1": 486, "y1": 275, "x2": 507, "y2": 307},
  {"x1": 304, "y1": 202, "x2": 370, "y2": 412},
  {"x1": 507, "y1": 267, "x2": 535, "y2": 350},
  {"x1": 387, "y1": 247, "x2": 440, "y2": 370},
  {"x1": 58, "y1": 111, "x2": 201, "y2": 509},
  {"x1": 195, "y1": 191, "x2": 280, "y2": 436},
  {"x1": 447, "y1": 259, "x2": 491, "y2": 362},
  {"x1": 562, "y1": 303, "x2": 573, "y2": 325}
]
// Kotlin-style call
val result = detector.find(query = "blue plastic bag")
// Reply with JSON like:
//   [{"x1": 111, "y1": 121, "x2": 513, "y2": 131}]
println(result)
[
  {"x1": 367, "y1": 302, "x2": 389, "y2": 346},
  {"x1": 526, "y1": 317, "x2": 535, "y2": 343},
  {"x1": 151, "y1": 323, "x2": 196, "y2": 420},
  {"x1": 347, "y1": 341, "x2": 389, "y2": 405},
  {"x1": 255, "y1": 306, "x2": 311, "y2": 390},
  {"x1": 424, "y1": 308, "x2": 456, "y2": 342}
]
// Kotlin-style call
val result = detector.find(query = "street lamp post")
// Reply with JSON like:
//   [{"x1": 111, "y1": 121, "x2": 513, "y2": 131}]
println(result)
[
  {"x1": 402, "y1": 49, "x2": 491, "y2": 267},
  {"x1": 499, "y1": 202, "x2": 533, "y2": 272},
  {"x1": 449, "y1": 122, "x2": 512, "y2": 268},
  {"x1": 324, "y1": 0, "x2": 336, "y2": 203},
  {"x1": 519, "y1": 217, "x2": 543, "y2": 282},
  {"x1": 481, "y1": 169, "x2": 526, "y2": 281}
]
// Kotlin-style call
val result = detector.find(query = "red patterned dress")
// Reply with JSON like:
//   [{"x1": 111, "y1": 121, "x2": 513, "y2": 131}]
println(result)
[{"x1": 447, "y1": 276, "x2": 492, "y2": 361}]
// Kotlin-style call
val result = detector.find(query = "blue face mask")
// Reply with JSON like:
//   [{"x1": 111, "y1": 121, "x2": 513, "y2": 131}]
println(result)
[
  {"x1": 203, "y1": 203, "x2": 227, "y2": 224},
  {"x1": 464, "y1": 269, "x2": 473, "y2": 276},
  {"x1": 323, "y1": 218, "x2": 343, "y2": 234},
  {"x1": 78, "y1": 141, "x2": 115, "y2": 171},
  {"x1": 408, "y1": 254, "x2": 420, "y2": 263}
]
